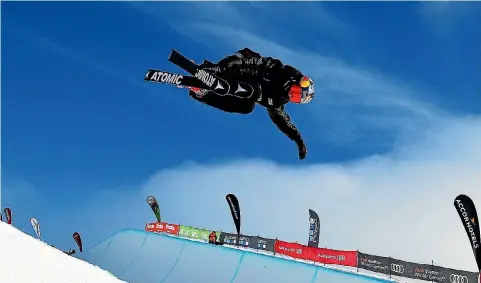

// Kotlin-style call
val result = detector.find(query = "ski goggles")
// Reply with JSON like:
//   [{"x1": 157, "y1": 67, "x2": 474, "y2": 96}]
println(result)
[{"x1": 289, "y1": 76, "x2": 315, "y2": 104}]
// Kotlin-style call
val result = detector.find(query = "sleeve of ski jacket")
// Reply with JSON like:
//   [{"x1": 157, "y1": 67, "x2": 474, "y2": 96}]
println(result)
[{"x1": 266, "y1": 105, "x2": 304, "y2": 146}]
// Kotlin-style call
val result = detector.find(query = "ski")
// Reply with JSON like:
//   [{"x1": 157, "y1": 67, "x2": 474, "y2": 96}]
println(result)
[
  {"x1": 168, "y1": 49, "x2": 255, "y2": 99},
  {"x1": 144, "y1": 69, "x2": 206, "y2": 89}
]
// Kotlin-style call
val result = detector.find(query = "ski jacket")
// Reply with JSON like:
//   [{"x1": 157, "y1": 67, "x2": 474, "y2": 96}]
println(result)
[
  {"x1": 201, "y1": 48, "x2": 305, "y2": 147},
  {"x1": 209, "y1": 231, "x2": 217, "y2": 242}
]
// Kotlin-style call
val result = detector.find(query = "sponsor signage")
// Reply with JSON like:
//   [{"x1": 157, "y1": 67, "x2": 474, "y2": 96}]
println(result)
[
  {"x1": 308, "y1": 209, "x2": 320, "y2": 247},
  {"x1": 274, "y1": 240, "x2": 357, "y2": 267},
  {"x1": 384, "y1": 257, "x2": 480, "y2": 283},
  {"x1": 145, "y1": 222, "x2": 179, "y2": 235},
  {"x1": 220, "y1": 232, "x2": 239, "y2": 246},
  {"x1": 274, "y1": 240, "x2": 308, "y2": 260},
  {"x1": 308, "y1": 247, "x2": 357, "y2": 267},
  {"x1": 358, "y1": 252, "x2": 390, "y2": 275},
  {"x1": 257, "y1": 236, "x2": 276, "y2": 252}
]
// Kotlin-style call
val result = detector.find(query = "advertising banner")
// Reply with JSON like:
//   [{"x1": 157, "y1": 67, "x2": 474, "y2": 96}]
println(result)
[
  {"x1": 233, "y1": 234, "x2": 253, "y2": 248},
  {"x1": 73, "y1": 232, "x2": 83, "y2": 252},
  {"x1": 223, "y1": 234, "x2": 254, "y2": 249},
  {"x1": 4, "y1": 208, "x2": 12, "y2": 224},
  {"x1": 164, "y1": 223, "x2": 180, "y2": 235},
  {"x1": 145, "y1": 196, "x2": 161, "y2": 222},
  {"x1": 219, "y1": 233, "x2": 276, "y2": 252},
  {"x1": 389, "y1": 257, "x2": 418, "y2": 278},
  {"x1": 191, "y1": 228, "x2": 207, "y2": 241},
  {"x1": 454, "y1": 194, "x2": 481, "y2": 271},
  {"x1": 179, "y1": 225, "x2": 193, "y2": 238},
  {"x1": 357, "y1": 252, "x2": 390, "y2": 275},
  {"x1": 431, "y1": 265, "x2": 479, "y2": 283},
  {"x1": 388, "y1": 257, "x2": 480, "y2": 283},
  {"x1": 274, "y1": 241, "x2": 356, "y2": 266},
  {"x1": 308, "y1": 247, "x2": 357, "y2": 267},
  {"x1": 274, "y1": 240, "x2": 309, "y2": 260},
  {"x1": 247, "y1": 236, "x2": 259, "y2": 249},
  {"x1": 145, "y1": 222, "x2": 179, "y2": 235},
  {"x1": 220, "y1": 232, "x2": 239, "y2": 246},
  {"x1": 257, "y1": 236, "x2": 276, "y2": 252},
  {"x1": 226, "y1": 194, "x2": 241, "y2": 234},
  {"x1": 30, "y1": 217, "x2": 41, "y2": 240},
  {"x1": 308, "y1": 209, "x2": 320, "y2": 247},
  {"x1": 163, "y1": 224, "x2": 220, "y2": 240},
  {"x1": 358, "y1": 253, "x2": 479, "y2": 283}
]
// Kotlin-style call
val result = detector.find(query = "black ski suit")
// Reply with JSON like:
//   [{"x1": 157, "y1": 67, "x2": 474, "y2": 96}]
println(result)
[{"x1": 189, "y1": 48, "x2": 307, "y2": 160}]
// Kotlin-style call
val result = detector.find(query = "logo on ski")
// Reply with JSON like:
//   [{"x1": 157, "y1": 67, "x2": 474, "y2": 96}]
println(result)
[
  {"x1": 145, "y1": 70, "x2": 183, "y2": 85},
  {"x1": 193, "y1": 69, "x2": 231, "y2": 96},
  {"x1": 194, "y1": 69, "x2": 216, "y2": 88},
  {"x1": 149, "y1": 49, "x2": 254, "y2": 99}
]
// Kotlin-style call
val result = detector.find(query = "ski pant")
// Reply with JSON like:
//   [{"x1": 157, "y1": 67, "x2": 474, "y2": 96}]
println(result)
[{"x1": 189, "y1": 90, "x2": 256, "y2": 114}]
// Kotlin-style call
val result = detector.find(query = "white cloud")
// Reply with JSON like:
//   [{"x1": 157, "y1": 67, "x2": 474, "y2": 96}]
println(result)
[
  {"x1": 5, "y1": 114, "x2": 480, "y2": 274},
  {"x1": 45, "y1": 114, "x2": 480, "y2": 273}
]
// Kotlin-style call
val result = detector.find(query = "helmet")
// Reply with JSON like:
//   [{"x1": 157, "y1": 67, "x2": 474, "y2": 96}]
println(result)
[{"x1": 288, "y1": 75, "x2": 315, "y2": 104}]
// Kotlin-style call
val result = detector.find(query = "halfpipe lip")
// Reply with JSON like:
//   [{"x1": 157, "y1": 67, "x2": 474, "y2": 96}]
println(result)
[{"x1": 81, "y1": 229, "x2": 394, "y2": 283}]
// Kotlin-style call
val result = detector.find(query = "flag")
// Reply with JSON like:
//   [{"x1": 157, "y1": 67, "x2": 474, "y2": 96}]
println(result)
[
  {"x1": 146, "y1": 196, "x2": 161, "y2": 222},
  {"x1": 30, "y1": 217, "x2": 41, "y2": 239},
  {"x1": 308, "y1": 209, "x2": 320, "y2": 247}
]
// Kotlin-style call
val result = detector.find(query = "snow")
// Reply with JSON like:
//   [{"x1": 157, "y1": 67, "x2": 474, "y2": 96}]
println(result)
[
  {"x1": 78, "y1": 228, "x2": 397, "y2": 283},
  {"x1": 0, "y1": 222, "x2": 127, "y2": 283}
]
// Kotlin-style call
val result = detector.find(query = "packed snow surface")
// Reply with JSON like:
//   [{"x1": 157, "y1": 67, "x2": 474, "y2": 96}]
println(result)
[{"x1": 0, "y1": 222, "x2": 127, "y2": 283}]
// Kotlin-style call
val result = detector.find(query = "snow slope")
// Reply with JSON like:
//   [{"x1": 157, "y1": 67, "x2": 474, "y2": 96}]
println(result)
[
  {"x1": 0, "y1": 222, "x2": 127, "y2": 283},
  {"x1": 76, "y1": 229, "x2": 392, "y2": 283}
]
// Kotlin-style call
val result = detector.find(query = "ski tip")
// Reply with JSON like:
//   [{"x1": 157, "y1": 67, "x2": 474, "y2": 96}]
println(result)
[
  {"x1": 169, "y1": 49, "x2": 184, "y2": 62},
  {"x1": 144, "y1": 69, "x2": 154, "y2": 81},
  {"x1": 169, "y1": 49, "x2": 178, "y2": 59}
]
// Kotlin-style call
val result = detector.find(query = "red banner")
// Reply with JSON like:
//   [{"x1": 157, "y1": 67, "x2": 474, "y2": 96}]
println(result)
[
  {"x1": 308, "y1": 247, "x2": 357, "y2": 267},
  {"x1": 145, "y1": 222, "x2": 180, "y2": 235},
  {"x1": 274, "y1": 240, "x2": 310, "y2": 260},
  {"x1": 275, "y1": 240, "x2": 357, "y2": 267}
]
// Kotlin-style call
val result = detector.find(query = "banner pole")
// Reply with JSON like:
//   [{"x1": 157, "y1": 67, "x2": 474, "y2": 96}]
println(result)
[
  {"x1": 389, "y1": 256, "x2": 392, "y2": 279},
  {"x1": 356, "y1": 250, "x2": 359, "y2": 273},
  {"x1": 431, "y1": 260, "x2": 434, "y2": 283}
]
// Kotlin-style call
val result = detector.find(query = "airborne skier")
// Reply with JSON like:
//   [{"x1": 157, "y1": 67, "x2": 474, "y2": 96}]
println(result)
[{"x1": 187, "y1": 48, "x2": 314, "y2": 160}]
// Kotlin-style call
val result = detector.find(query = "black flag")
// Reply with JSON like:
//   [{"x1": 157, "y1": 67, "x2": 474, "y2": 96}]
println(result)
[
  {"x1": 454, "y1": 194, "x2": 481, "y2": 271},
  {"x1": 308, "y1": 209, "x2": 320, "y2": 247},
  {"x1": 226, "y1": 194, "x2": 241, "y2": 235}
]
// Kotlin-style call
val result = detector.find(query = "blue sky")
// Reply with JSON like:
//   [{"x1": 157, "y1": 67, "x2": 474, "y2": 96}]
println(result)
[{"x1": 1, "y1": 1, "x2": 481, "y2": 271}]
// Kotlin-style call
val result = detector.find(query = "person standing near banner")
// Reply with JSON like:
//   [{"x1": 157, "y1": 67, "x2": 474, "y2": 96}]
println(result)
[{"x1": 209, "y1": 231, "x2": 217, "y2": 244}]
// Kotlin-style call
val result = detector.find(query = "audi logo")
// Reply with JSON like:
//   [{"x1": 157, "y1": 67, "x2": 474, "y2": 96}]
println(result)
[
  {"x1": 390, "y1": 264, "x2": 404, "y2": 274},
  {"x1": 450, "y1": 274, "x2": 468, "y2": 283}
]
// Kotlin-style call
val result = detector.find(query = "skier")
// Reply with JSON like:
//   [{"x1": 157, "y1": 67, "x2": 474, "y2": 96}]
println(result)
[
  {"x1": 208, "y1": 231, "x2": 217, "y2": 244},
  {"x1": 187, "y1": 48, "x2": 314, "y2": 160}
]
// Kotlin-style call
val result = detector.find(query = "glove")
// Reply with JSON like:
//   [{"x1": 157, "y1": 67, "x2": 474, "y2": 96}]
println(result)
[{"x1": 297, "y1": 142, "x2": 307, "y2": 160}]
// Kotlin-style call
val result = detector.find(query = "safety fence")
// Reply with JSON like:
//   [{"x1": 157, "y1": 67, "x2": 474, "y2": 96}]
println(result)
[{"x1": 145, "y1": 222, "x2": 479, "y2": 283}]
